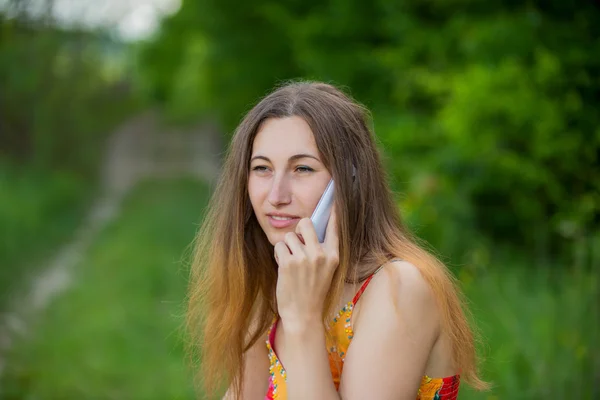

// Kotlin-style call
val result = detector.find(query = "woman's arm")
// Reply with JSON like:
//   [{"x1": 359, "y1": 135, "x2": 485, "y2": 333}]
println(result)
[{"x1": 223, "y1": 329, "x2": 271, "y2": 400}]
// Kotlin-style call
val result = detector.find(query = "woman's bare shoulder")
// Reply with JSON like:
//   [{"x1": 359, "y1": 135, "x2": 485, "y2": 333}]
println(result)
[
  {"x1": 374, "y1": 259, "x2": 437, "y2": 303},
  {"x1": 354, "y1": 259, "x2": 440, "y2": 335}
]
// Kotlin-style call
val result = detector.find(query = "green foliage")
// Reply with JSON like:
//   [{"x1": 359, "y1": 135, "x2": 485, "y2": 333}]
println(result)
[
  {"x1": 375, "y1": 3, "x2": 600, "y2": 258},
  {"x1": 0, "y1": 16, "x2": 137, "y2": 175}
]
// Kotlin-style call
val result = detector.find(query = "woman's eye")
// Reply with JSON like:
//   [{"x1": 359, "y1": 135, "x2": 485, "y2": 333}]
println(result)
[
  {"x1": 296, "y1": 166, "x2": 314, "y2": 173},
  {"x1": 251, "y1": 165, "x2": 313, "y2": 173}
]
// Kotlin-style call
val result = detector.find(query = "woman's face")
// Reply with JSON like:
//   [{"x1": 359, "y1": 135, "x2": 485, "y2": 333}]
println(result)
[{"x1": 248, "y1": 116, "x2": 332, "y2": 246}]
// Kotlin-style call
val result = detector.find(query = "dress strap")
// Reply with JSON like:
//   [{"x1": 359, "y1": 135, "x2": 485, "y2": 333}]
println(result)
[{"x1": 351, "y1": 258, "x2": 402, "y2": 304}]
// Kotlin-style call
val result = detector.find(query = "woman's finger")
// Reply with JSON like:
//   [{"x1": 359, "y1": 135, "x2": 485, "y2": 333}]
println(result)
[
  {"x1": 295, "y1": 218, "x2": 320, "y2": 248},
  {"x1": 283, "y1": 231, "x2": 305, "y2": 256},
  {"x1": 273, "y1": 241, "x2": 291, "y2": 266}
]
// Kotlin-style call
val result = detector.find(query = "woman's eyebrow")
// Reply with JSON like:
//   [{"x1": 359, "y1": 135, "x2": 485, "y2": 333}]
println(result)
[
  {"x1": 250, "y1": 154, "x2": 321, "y2": 163},
  {"x1": 289, "y1": 153, "x2": 321, "y2": 162}
]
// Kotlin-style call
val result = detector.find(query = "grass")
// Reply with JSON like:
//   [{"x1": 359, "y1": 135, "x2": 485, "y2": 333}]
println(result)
[
  {"x1": 459, "y1": 257, "x2": 599, "y2": 399},
  {"x1": 0, "y1": 178, "x2": 210, "y2": 399}
]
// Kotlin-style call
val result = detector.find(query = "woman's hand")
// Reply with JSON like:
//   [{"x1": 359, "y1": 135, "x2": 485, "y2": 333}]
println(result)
[{"x1": 274, "y1": 209, "x2": 340, "y2": 330}]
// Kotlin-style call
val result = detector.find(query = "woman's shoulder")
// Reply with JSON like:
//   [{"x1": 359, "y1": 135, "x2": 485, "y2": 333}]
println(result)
[
  {"x1": 372, "y1": 259, "x2": 438, "y2": 304},
  {"x1": 353, "y1": 259, "x2": 441, "y2": 336}
]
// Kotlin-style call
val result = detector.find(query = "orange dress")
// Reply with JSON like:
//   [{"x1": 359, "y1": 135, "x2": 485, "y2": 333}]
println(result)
[{"x1": 264, "y1": 266, "x2": 460, "y2": 399}]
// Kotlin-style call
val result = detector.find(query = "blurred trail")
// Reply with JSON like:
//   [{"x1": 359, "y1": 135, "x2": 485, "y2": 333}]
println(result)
[{"x1": 0, "y1": 110, "x2": 223, "y2": 377}]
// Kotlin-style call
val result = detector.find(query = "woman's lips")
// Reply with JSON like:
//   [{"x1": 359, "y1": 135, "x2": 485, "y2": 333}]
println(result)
[{"x1": 267, "y1": 215, "x2": 300, "y2": 229}]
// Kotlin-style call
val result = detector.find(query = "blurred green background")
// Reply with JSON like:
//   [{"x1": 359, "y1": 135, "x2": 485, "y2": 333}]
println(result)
[{"x1": 0, "y1": 0, "x2": 598, "y2": 399}]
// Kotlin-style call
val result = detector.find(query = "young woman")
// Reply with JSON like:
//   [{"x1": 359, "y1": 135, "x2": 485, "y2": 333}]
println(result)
[{"x1": 187, "y1": 81, "x2": 487, "y2": 399}]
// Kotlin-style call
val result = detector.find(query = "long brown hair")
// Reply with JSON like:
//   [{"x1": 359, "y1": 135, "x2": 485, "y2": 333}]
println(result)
[{"x1": 187, "y1": 81, "x2": 487, "y2": 398}]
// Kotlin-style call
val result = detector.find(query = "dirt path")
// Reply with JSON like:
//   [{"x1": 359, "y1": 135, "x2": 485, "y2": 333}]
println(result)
[{"x1": 0, "y1": 110, "x2": 223, "y2": 377}]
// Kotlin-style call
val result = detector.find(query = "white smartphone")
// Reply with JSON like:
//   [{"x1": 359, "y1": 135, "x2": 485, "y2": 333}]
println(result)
[{"x1": 310, "y1": 179, "x2": 335, "y2": 243}]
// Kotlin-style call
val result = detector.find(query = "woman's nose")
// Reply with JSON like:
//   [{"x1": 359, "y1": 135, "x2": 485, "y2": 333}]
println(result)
[{"x1": 267, "y1": 175, "x2": 292, "y2": 206}]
